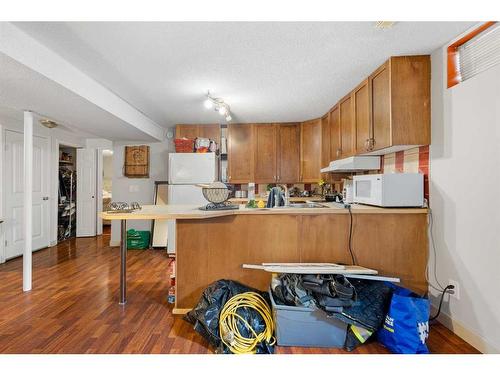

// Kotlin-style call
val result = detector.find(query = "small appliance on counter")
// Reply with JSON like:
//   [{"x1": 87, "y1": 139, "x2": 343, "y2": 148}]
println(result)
[
  {"x1": 353, "y1": 173, "x2": 424, "y2": 207},
  {"x1": 342, "y1": 179, "x2": 354, "y2": 204}
]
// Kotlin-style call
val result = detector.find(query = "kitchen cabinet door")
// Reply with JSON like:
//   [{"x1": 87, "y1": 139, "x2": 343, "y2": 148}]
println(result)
[
  {"x1": 277, "y1": 123, "x2": 300, "y2": 183},
  {"x1": 339, "y1": 94, "x2": 355, "y2": 158},
  {"x1": 254, "y1": 124, "x2": 278, "y2": 183},
  {"x1": 300, "y1": 119, "x2": 321, "y2": 183},
  {"x1": 199, "y1": 124, "x2": 221, "y2": 146},
  {"x1": 354, "y1": 79, "x2": 371, "y2": 154},
  {"x1": 370, "y1": 62, "x2": 391, "y2": 151},
  {"x1": 175, "y1": 124, "x2": 199, "y2": 139},
  {"x1": 321, "y1": 114, "x2": 330, "y2": 169},
  {"x1": 228, "y1": 124, "x2": 254, "y2": 183},
  {"x1": 329, "y1": 106, "x2": 341, "y2": 161}
]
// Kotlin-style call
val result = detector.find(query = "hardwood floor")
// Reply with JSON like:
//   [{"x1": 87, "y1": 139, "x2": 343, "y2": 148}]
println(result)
[{"x1": 0, "y1": 233, "x2": 479, "y2": 354}]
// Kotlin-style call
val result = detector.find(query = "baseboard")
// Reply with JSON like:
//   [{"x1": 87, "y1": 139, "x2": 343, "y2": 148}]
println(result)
[
  {"x1": 432, "y1": 304, "x2": 500, "y2": 354},
  {"x1": 109, "y1": 240, "x2": 121, "y2": 247}
]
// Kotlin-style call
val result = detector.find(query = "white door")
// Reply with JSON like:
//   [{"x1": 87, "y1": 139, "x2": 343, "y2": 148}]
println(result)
[
  {"x1": 76, "y1": 148, "x2": 97, "y2": 237},
  {"x1": 3, "y1": 130, "x2": 50, "y2": 259}
]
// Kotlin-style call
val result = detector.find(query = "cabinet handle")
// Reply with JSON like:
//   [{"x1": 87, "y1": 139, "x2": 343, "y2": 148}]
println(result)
[
  {"x1": 369, "y1": 138, "x2": 375, "y2": 151},
  {"x1": 336, "y1": 148, "x2": 341, "y2": 157},
  {"x1": 365, "y1": 139, "x2": 370, "y2": 151},
  {"x1": 277, "y1": 175, "x2": 280, "y2": 181}
]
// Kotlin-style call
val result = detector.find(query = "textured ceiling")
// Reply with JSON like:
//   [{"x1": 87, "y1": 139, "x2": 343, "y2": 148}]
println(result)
[{"x1": 12, "y1": 22, "x2": 476, "y2": 128}]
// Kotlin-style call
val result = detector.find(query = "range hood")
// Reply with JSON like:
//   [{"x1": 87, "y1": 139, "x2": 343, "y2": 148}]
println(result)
[{"x1": 320, "y1": 156, "x2": 380, "y2": 173}]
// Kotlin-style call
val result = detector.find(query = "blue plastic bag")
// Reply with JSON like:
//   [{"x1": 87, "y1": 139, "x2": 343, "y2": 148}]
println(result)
[{"x1": 377, "y1": 284, "x2": 430, "y2": 354}]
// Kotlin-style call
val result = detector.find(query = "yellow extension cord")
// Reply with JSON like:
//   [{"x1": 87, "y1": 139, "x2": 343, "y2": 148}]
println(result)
[{"x1": 219, "y1": 292, "x2": 275, "y2": 354}]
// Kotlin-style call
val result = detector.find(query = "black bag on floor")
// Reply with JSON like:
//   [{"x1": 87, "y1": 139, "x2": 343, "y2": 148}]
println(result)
[{"x1": 184, "y1": 279, "x2": 274, "y2": 354}]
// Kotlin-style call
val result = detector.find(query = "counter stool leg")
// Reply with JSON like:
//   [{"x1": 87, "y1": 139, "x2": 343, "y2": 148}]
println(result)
[{"x1": 119, "y1": 219, "x2": 127, "y2": 305}]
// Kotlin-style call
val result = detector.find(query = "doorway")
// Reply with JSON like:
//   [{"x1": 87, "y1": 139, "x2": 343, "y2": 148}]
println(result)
[
  {"x1": 57, "y1": 145, "x2": 77, "y2": 242},
  {"x1": 3, "y1": 130, "x2": 50, "y2": 259}
]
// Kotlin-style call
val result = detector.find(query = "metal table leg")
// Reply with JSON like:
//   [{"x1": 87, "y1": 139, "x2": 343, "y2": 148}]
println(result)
[{"x1": 119, "y1": 219, "x2": 127, "y2": 305}]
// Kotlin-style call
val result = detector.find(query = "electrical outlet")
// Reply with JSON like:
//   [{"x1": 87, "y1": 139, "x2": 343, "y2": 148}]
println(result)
[{"x1": 448, "y1": 279, "x2": 460, "y2": 300}]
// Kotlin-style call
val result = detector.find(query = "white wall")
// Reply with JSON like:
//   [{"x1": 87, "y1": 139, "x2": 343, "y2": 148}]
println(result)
[
  {"x1": 429, "y1": 44, "x2": 500, "y2": 353},
  {"x1": 0, "y1": 112, "x2": 88, "y2": 262},
  {"x1": 110, "y1": 138, "x2": 174, "y2": 245}
]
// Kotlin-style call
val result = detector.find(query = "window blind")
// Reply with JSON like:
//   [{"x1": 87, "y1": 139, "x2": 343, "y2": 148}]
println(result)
[{"x1": 458, "y1": 23, "x2": 500, "y2": 82}]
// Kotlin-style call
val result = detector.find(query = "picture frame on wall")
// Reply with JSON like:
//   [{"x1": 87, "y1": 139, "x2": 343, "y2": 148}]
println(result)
[{"x1": 124, "y1": 145, "x2": 150, "y2": 178}]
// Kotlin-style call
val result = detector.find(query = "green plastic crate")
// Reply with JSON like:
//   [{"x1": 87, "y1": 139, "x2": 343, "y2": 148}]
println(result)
[{"x1": 126, "y1": 229, "x2": 151, "y2": 249}]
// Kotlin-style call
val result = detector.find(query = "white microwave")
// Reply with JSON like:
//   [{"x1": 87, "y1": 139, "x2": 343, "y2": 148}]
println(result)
[{"x1": 353, "y1": 173, "x2": 424, "y2": 207}]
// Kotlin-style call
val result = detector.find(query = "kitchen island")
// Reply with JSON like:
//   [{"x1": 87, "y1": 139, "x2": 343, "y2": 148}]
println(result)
[{"x1": 101, "y1": 203, "x2": 429, "y2": 312}]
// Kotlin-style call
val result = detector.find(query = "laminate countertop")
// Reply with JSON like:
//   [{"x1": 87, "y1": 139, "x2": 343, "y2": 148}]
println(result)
[{"x1": 100, "y1": 203, "x2": 428, "y2": 220}]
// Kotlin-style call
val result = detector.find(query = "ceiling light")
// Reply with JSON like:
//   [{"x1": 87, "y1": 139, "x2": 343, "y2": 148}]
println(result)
[
  {"x1": 375, "y1": 21, "x2": 396, "y2": 29},
  {"x1": 203, "y1": 90, "x2": 232, "y2": 121},
  {"x1": 39, "y1": 119, "x2": 58, "y2": 129},
  {"x1": 218, "y1": 106, "x2": 228, "y2": 116},
  {"x1": 204, "y1": 98, "x2": 213, "y2": 109}
]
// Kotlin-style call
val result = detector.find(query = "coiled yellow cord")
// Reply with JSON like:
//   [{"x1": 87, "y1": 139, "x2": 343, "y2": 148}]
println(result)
[{"x1": 219, "y1": 292, "x2": 275, "y2": 354}]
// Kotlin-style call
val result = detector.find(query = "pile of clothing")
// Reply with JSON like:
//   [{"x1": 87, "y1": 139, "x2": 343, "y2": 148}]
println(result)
[{"x1": 271, "y1": 273, "x2": 392, "y2": 350}]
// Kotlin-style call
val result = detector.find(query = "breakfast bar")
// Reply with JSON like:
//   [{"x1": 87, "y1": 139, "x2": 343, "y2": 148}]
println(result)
[{"x1": 101, "y1": 203, "x2": 429, "y2": 311}]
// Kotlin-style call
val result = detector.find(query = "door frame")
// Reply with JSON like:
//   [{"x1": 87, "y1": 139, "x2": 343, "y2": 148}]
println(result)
[{"x1": 53, "y1": 139, "x2": 81, "y2": 246}]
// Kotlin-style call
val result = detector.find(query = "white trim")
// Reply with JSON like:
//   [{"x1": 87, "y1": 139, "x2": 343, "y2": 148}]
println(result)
[
  {"x1": 96, "y1": 149, "x2": 103, "y2": 236},
  {"x1": 23, "y1": 111, "x2": 33, "y2": 292},
  {"x1": 432, "y1": 305, "x2": 500, "y2": 354},
  {"x1": 109, "y1": 240, "x2": 121, "y2": 247},
  {"x1": 0, "y1": 23, "x2": 164, "y2": 142}
]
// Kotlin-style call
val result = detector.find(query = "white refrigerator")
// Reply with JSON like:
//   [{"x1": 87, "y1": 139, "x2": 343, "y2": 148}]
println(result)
[{"x1": 167, "y1": 153, "x2": 218, "y2": 254}]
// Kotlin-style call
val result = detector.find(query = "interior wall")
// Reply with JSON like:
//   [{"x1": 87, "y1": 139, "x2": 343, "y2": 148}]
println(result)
[
  {"x1": 0, "y1": 113, "x2": 88, "y2": 262},
  {"x1": 110, "y1": 137, "x2": 174, "y2": 245},
  {"x1": 429, "y1": 42, "x2": 500, "y2": 353}
]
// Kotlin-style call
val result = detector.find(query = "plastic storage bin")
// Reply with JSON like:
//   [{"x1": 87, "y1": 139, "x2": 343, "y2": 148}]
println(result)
[
  {"x1": 126, "y1": 229, "x2": 151, "y2": 249},
  {"x1": 269, "y1": 290, "x2": 348, "y2": 348}
]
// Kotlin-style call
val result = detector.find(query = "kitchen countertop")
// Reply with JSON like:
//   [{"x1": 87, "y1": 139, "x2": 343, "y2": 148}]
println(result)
[{"x1": 101, "y1": 203, "x2": 428, "y2": 220}]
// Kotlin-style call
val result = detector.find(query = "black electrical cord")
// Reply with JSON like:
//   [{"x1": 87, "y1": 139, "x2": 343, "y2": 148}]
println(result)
[
  {"x1": 430, "y1": 284, "x2": 455, "y2": 321},
  {"x1": 345, "y1": 204, "x2": 357, "y2": 265}
]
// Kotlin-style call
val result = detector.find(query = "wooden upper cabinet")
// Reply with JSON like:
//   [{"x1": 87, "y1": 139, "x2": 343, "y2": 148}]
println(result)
[
  {"x1": 368, "y1": 56, "x2": 431, "y2": 153},
  {"x1": 354, "y1": 79, "x2": 371, "y2": 154},
  {"x1": 254, "y1": 124, "x2": 278, "y2": 183},
  {"x1": 369, "y1": 62, "x2": 391, "y2": 151},
  {"x1": 277, "y1": 123, "x2": 300, "y2": 183},
  {"x1": 175, "y1": 124, "x2": 199, "y2": 140},
  {"x1": 320, "y1": 115, "x2": 330, "y2": 169},
  {"x1": 176, "y1": 124, "x2": 221, "y2": 146},
  {"x1": 339, "y1": 94, "x2": 355, "y2": 158},
  {"x1": 227, "y1": 124, "x2": 254, "y2": 183},
  {"x1": 329, "y1": 106, "x2": 341, "y2": 161},
  {"x1": 300, "y1": 119, "x2": 322, "y2": 183}
]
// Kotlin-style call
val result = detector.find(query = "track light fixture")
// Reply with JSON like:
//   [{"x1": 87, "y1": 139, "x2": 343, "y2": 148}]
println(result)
[{"x1": 203, "y1": 91, "x2": 232, "y2": 122}]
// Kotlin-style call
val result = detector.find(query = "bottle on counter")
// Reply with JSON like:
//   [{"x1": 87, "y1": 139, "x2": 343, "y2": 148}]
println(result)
[{"x1": 248, "y1": 182, "x2": 255, "y2": 200}]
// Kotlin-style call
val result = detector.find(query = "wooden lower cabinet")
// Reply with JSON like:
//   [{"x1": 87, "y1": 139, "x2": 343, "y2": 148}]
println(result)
[
  {"x1": 175, "y1": 212, "x2": 429, "y2": 310},
  {"x1": 227, "y1": 124, "x2": 254, "y2": 183}
]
